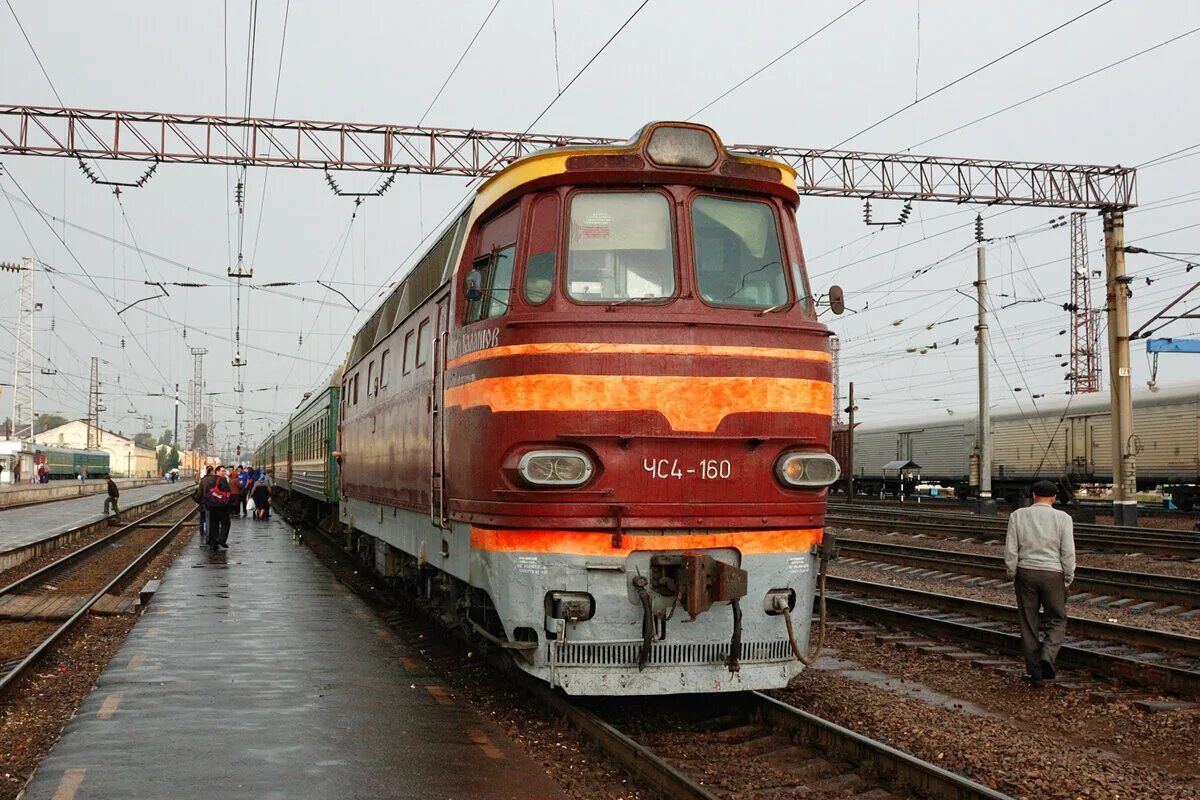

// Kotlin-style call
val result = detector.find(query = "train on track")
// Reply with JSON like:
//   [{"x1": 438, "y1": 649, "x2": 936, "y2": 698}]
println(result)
[
  {"x1": 834, "y1": 385, "x2": 1199, "y2": 508},
  {"x1": 255, "y1": 122, "x2": 841, "y2": 695},
  {"x1": 35, "y1": 445, "x2": 110, "y2": 480}
]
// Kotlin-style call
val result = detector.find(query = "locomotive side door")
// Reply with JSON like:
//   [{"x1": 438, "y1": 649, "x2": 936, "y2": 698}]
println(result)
[{"x1": 430, "y1": 293, "x2": 451, "y2": 529}]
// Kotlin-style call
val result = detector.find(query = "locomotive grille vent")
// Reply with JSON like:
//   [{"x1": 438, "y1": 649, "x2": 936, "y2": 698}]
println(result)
[{"x1": 551, "y1": 639, "x2": 792, "y2": 667}]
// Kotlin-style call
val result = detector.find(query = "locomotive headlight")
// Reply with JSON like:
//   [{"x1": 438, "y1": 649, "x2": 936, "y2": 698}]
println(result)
[
  {"x1": 775, "y1": 452, "x2": 841, "y2": 488},
  {"x1": 518, "y1": 449, "x2": 595, "y2": 487}
]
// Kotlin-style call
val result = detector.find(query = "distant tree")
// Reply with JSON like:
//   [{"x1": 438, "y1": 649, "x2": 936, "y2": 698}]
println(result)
[
  {"x1": 158, "y1": 429, "x2": 173, "y2": 446},
  {"x1": 156, "y1": 446, "x2": 168, "y2": 475},
  {"x1": 133, "y1": 432, "x2": 156, "y2": 449},
  {"x1": 167, "y1": 444, "x2": 181, "y2": 470},
  {"x1": 36, "y1": 413, "x2": 69, "y2": 431},
  {"x1": 191, "y1": 423, "x2": 208, "y2": 451}
]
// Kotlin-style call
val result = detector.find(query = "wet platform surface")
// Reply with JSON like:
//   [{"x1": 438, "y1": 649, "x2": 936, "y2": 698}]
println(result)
[
  {"x1": 19, "y1": 515, "x2": 566, "y2": 800},
  {"x1": 0, "y1": 483, "x2": 187, "y2": 552}
]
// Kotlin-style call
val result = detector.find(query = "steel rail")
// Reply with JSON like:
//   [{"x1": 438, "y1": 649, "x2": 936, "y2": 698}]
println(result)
[
  {"x1": 0, "y1": 493, "x2": 193, "y2": 597},
  {"x1": 527, "y1": 676, "x2": 1013, "y2": 800},
  {"x1": 826, "y1": 509, "x2": 1200, "y2": 558},
  {"x1": 838, "y1": 537, "x2": 1200, "y2": 608},
  {"x1": 0, "y1": 504, "x2": 195, "y2": 694},
  {"x1": 828, "y1": 502, "x2": 1200, "y2": 539},
  {"x1": 826, "y1": 576, "x2": 1200, "y2": 696},
  {"x1": 748, "y1": 692, "x2": 1013, "y2": 800}
]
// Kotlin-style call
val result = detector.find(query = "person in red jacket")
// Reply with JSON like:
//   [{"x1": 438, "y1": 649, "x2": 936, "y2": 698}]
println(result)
[{"x1": 205, "y1": 466, "x2": 233, "y2": 550}]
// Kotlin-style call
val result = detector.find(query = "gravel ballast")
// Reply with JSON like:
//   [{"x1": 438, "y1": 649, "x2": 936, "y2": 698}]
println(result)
[{"x1": 776, "y1": 628, "x2": 1200, "y2": 799}]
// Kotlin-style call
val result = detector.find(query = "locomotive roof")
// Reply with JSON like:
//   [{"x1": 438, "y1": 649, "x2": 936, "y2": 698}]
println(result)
[
  {"x1": 471, "y1": 121, "x2": 798, "y2": 222},
  {"x1": 342, "y1": 121, "x2": 800, "y2": 374},
  {"x1": 854, "y1": 383, "x2": 1199, "y2": 432}
]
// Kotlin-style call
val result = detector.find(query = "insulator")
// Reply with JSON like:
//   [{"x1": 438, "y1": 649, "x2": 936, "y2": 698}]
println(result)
[
  {"x1": 862, "y1": 200, "x2": 871, "y2": 224},
  {"x1": 120, "y1": 337, "x2": 126, "y2": 349},
  {"x1": 974, "y1": 214, "x2": 984, "y2": 243},
  {"x1": 235, "y1": 181, "x2": 245, "y2": 207},
  {"x1": 50, "y1": 316, "x2": 55, "y2": 331}
]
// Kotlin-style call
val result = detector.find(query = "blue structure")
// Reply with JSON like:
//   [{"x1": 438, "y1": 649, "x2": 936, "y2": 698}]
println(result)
[{"x1": 1146, "y1": 338, "x2": 1200, "y2": 354}]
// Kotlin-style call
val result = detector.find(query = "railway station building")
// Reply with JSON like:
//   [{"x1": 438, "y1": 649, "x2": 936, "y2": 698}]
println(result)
[{"x1": 32, "y1": 420, "x2": 158, "y2": 478}]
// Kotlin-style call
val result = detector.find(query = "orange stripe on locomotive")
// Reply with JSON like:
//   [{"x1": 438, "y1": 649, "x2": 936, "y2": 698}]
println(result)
[
  {"x1": 470, "y1": 526, "x2": 823, "y2": 557},
  {"x1": 446, "y1": 374, "x2": 832, "y2": 434}
]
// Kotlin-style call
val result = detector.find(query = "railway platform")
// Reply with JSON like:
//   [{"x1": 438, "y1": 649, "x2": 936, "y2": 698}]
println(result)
[
  {"x1": 0, "y1": 477, "x2": 163, "y2": 507},
  {"x1": 17, "y1": 514, "x2": 566, "y2": 800},
  {"x1": 0, "y1": 483, "x2": 186, "y2": 552}
]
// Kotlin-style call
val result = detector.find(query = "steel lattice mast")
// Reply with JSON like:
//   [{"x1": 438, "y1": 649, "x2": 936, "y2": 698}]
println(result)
[
  {"x1": 10, "y1": 262, "x2": 35, "y2": 439},
  {"x1": 1069, "y1": 212, "x2": 1101, "y2": 393},
  {"x1": 0, "y1": 104, "x2": 1136, "y2": 210}
]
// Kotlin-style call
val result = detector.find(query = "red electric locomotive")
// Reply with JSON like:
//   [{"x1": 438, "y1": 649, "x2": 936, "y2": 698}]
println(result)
[{"x1": 336, "y1": 122, "x2": 839, "y2": 695}]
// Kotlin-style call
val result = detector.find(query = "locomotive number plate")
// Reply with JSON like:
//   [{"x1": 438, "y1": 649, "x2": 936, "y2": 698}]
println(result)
[{"x1": 643, "y1": 458, "x2": 732, "y2": 480}]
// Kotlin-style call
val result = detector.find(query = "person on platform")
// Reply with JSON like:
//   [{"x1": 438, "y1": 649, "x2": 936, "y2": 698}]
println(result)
[
  {"x1": 237, "y1": 465, "x2": 251, "y2": 516},
  {"x1": 228, "y1": 466, "x2": 245, "y2": 518},
  {"x1": 195, "y1": 465, "x2": 215, "y2": 545},
  {"x1": 1005, "y1": 480, "x2": 1076, "y2": 686},
  {"x1": 37, "y1": 463, "x2": 46, "y2": 484},
  {"x1": 204, "y1": 466, "x2": 232, "y2": 550},
  {"x1": 251, "y1": 469, "x2": 270, "y2": 520},
  {"x1": 104, "y1": 476, "x2": 121, "y2": 524}
]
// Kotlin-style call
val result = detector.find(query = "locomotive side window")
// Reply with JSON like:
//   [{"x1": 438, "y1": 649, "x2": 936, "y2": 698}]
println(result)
[
  {"x1": 567, "y1": 192, "x2": 674, "y2": 303},
  {"x1": 416, "y1": 318, "x2": 431, "y2": 367},
  {"x1": 465, "y1": 246, "x2": 515, "y2": 323},
  {"x1": 403, "y1": 331, "x2": 415, "y2": 375},
  {"x1": 692, "y1": 196, "x2": 788, "y2": 309},
  {"x1": 380, "y1": 349, "x2": 389, "y2": 389},
  {"x1": 524, "y1": 194, "x2": 560, "y2": 305}
]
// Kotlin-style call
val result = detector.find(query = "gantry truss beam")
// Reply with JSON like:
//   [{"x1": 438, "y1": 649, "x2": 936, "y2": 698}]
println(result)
[{"x1": 0, "y1": 104, "x2": 1136, "y2": 210}]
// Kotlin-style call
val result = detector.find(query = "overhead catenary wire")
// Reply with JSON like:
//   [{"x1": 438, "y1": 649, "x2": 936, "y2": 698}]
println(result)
[
  {"x1": 686, "y1": 0, "x2": 869, "y2": 121},
  {"x1": 831, "y1": 0, "x2": 1116, "y2": 148},
  {"x1": 906, "y1": 25, "x2": 1200, "y2": 150}
]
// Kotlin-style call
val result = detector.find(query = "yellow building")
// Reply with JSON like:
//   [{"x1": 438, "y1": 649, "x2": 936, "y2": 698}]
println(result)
[{"x1": 33, "y1": 420, "x2": 158, "y2": 478}]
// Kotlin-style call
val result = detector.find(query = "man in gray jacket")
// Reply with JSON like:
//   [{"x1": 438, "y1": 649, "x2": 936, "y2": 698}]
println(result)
[{"x1": 1005, "y1": 480, "x2": 1076, "y2": 685}]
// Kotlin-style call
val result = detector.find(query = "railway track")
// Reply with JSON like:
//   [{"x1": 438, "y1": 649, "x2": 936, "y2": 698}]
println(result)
[
  {"x1": 546, "y1": 690, "x2": 1013, "y2": 800},
  {"x1": 294, "y1": 510, "x2": 1013, "y2": 800},
  {"x1": 825, "y1": 575, "x2": 1200, "y2": 697},
  {"x1": 831, "y1": 495, "x2": 1199, "y2": 523},
  {"x1": 827, "y1": 503, "x2": 1200, "y2": 558},
  {"x1": 838, "y1": 537, "x2": 1200, "y2": 612},
  {"x1": 0, "y1": 495, "x2": 195, "y2": 694}
]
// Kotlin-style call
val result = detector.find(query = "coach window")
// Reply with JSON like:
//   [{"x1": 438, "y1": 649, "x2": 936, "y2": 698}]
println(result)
[
  {"x1": 691, "y1": 196, "x2": 788, "y2": 309},
  {"x1": 379, "y1": 350, "x2": 389, "y2": 389},
  {"x1": 416, "y1": 319, "x2": 431, "y2": 367},
  {"x1": 567, "y1": 192, "x2": 674, "y2": 303},
  {"x1": 367, "y1": 361, "x2": 375, "y2": 396},
  {"x1": 353, "y1": 374, "x2": 359, "y2": 405},
  {"x1": 403, "y1": 331, "x2": 415, "y2": 375},
  {"x1": 524, "y1": 194, "x2": 560, "y2": 305}
]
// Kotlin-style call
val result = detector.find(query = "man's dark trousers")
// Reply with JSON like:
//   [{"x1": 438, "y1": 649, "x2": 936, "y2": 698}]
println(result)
[
  {"x1": 1014, "y1": 567, "x2": 1068, "y2": 677},
  {"x1": 209, "y1": 509, "x2": 231, "y2": 547}
]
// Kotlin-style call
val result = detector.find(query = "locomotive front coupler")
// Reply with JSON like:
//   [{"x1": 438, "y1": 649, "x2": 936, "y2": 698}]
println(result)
[
  {"x1": 648, "y1": 553, "x2": 750, "y2": 674},
  {"x1": 649, "y1": 553, "x2": 749, "y2": 619}
]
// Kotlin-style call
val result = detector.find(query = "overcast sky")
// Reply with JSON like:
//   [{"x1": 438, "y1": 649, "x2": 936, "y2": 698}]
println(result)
[{"x1": 2, "y1": 0, "x2": 1198, "y2": 452}]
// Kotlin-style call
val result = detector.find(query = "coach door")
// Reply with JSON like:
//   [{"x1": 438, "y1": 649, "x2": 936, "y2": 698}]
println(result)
[{"x1": 430, "y1": 294, "x2": 451, "y2": 529}]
